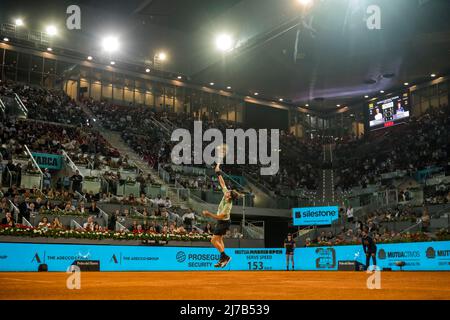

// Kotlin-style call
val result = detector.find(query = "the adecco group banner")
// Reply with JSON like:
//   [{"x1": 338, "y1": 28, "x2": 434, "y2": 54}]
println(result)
[
  {"x1": 0, "y1": 243, "x2": 285, "y2": 272},
  {"x1": 31, "y1": 153, "x2": 62, "y2": 170},
  {"x1": 0, "y1": 241, "x2": 449, "y2": 272},
  {"x1": 292, "y1": 206, "x2": 339, "y2": 226}
]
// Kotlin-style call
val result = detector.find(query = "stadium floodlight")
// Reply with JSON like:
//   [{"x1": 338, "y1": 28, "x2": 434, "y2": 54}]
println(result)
[
  {"x1": 364, "y1": 95, "x2": 369, "y2": 98},
  {"x1": 215, "y1": 34, "x2": 234, "y2": 52},
  {"x1": 336, "y1": 104, "x2": 341, "y2": 107},
  {"x1": 177, "y1": 75, "x2": 182, "y2": 79},
  {"x1": 431, "y1": 73, "x2": 436, "y2": 78},
  {"x1": 15, "y1": 18, "x2": 24, "y2": 27},
  {"x1": 380, "y1": 90, "x2": 385, "y2": 93},
  {"x1": 298, "y1": 0, "x2": 313, "y2": 7},
  {"x1": 87, "y1": 56, "x2": 93, "y2": 60},
  {"x1": 45, "y1": 25, "x2": 58, "y2": 36},
  {"x1": 102, "y1": 36, "x2": 120, "y2": 53},
  {"x1": 227, "y1": 86, "x2": 232, "y2": 90},
  {"x1": 158, "y1": 52, "x2": 167, "y2": 61},
  {"x1": 146, "y1": 68, "x2": 151, "y2": 73},
  {"x1": 279, "y1": 98, "x2": 284, "y2": 102},
  {"x1": 3, "y1": 37, "x2": 9, "y2": 42},
  {"x1": 210, "y1": 82, "x2": 215, "y2": 86},
  {"x1": 254, "y1": 92, "x2": 259, "y2": 96},
  {"x1": 110, "y1": 61, "x2": 115, "y2": 65},
  {"x1": 404, "y1": 82, "x2": 409, "y2": 86},
  {"x1": 305, "y1": 104, "x2": 309, "y2": 107},
  {"x1": 47, "y1": 47, "x2": 52, "y2": 52}
]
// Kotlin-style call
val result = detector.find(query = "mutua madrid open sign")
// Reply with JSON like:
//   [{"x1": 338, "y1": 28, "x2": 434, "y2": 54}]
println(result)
[{"x1": 292, "y1": 206, "x2": 339, "y2": 226}]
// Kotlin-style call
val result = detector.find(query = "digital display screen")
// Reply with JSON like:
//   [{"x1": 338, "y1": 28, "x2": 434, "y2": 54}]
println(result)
[{"x1": 368, "y1": 92, "x2": 410, "y2": 130}]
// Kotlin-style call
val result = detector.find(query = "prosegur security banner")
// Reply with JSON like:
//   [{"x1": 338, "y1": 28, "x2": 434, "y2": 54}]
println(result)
[
  {"x1": 292, "y1": 206, "x2": 339, "y2": 226},
  {"x1": 0, "y1": 241, "x2": 449, "y2": 272},
  {"x1": 0, "y1": 243, "x2": 285, "y2": 272}
]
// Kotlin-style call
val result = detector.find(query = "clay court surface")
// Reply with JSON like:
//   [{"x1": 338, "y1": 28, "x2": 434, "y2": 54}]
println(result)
[{"x1": 1, "y1": 271, "x2": 449, "y2": 300}]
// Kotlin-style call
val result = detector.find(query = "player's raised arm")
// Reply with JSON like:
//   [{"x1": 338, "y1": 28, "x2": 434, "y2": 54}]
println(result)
[{"x1": 215, "y1": 163, "x2": 227, "y2": 191}]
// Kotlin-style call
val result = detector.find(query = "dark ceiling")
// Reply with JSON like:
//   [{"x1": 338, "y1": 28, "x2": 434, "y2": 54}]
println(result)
[
  {"x1": 1, "y1": 0, "x2": 450, "y2": 113},
  {"x1": 189, "y1": 0, "x2": 450, "y2": 111},
  {"x1": 133, "y1": 0, "x2": 243, "y2": 32},
  {"x1": 0, "y1": 0, "x2": 242, "y2": 32}
]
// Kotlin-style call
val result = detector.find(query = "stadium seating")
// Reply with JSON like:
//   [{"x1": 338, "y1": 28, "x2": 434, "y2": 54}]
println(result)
[{"x1": 1, "y1": 80, "x2": 449, "y2": 246}]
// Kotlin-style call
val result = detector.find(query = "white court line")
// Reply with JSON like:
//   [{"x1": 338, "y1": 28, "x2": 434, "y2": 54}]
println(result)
[{"x1": 1, "y1": 277, "x2": 54, "y2": 284}]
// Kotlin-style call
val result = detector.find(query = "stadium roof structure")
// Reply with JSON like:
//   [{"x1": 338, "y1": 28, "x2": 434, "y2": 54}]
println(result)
[
  {"x1": 186, "y1": 0, "x2": 450, "y2": 112},
  {"x1": 1, "y1": 0, "x2": 450, "y2": 113}
]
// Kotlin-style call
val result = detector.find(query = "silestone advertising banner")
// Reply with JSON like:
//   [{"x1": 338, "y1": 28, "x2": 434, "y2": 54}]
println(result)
[
  {"x1": 292, "y1": 206, "x2": 339, "y2": 226},
  {"x1": 0, "y1": 241, "x2": 449, "y2": 272}
]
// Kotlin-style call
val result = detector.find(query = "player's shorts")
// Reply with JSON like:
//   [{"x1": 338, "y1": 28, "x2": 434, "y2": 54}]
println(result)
[
  {"x1": 286, "y1": 251, "x2": 294, "y2": 256},
  {"x1": 213, "y1": 220, "x2": 231, "y2": 236}
]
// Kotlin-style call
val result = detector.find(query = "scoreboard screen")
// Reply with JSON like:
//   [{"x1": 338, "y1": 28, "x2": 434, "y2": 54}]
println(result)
[{"x1": 368, "y1": 92, "x2": 410, "y2": 130}]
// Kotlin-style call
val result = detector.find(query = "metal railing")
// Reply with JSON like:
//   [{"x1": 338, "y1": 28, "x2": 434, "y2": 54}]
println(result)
[
  {"x1": 100, "y1": 176, "x2": 110, "y2": 194},
  {"x1": 75, "y1": 191, "x2": 87, "y2": 202},
  {"x1": 293, "y1": 226, "x2": 315, "y2": 245},
  {"x1": 62, "y1": 150, "x2": 83, "y2": 178},
  {"x1": 150, "y1": 116, "x2": 171, "y2": 137},
  {"x1": 158, "y1": 165, "x2": 172, "y2": 184},
  {"x1": 242, "y1": 172, "x2": 274, "y2": 197},
  {"x1": 1, "y1": 23, "x2": 51, "y2": 45},
  {"x1": 0, "y1": 97, "x2": 6, "y2": 114},
  {"x1": 8, "y1": 200, "x2": 20, "y2": 222},
  {"x1": 86, "y1": 159, "x2": 95, "y2": 172},
  {"x1": 400, "y1": 219, "x2": 422, "y2": 234},
  {"x1": 161, "y1": 117, "x2": 177, "y2": 131},
  {"x1": 166, "y1": 186, "x2": 191, "y2": 204},
  {"x1": 242, "y1": 220, "x2": 265, "y2": 240},
  {"x1": 187, "y1": 194, "x2": 210, "y2": 213},
  {"x1": 115, "y1": 221, "x2": 128, "y2": 232},
  {"x1": 99, "y1": 207, "x2": 109, "y2": 226},
  {"x1": 70, "y1": 219, "x2": 83, "y2": 230},
  {"x1": 21, "y1": 217, "x2": 33, "y2": 227},
  {"x1": 132, "y1": 208, "x2": 145, "y2": 217},
  {"x1": 24, "y1": 145, "x2": 43, "y2": 190},
  {"x1": 5, "y1": 166, "x2": 13, "y2": 188},
  {"x1": 14, "y1": 93, "x2": 28, "y2": 117}
]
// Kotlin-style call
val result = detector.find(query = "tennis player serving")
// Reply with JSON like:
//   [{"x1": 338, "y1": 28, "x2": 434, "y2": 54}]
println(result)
[{"x1": 202, "y1": 162, "x2": 243, "y2": 268}]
